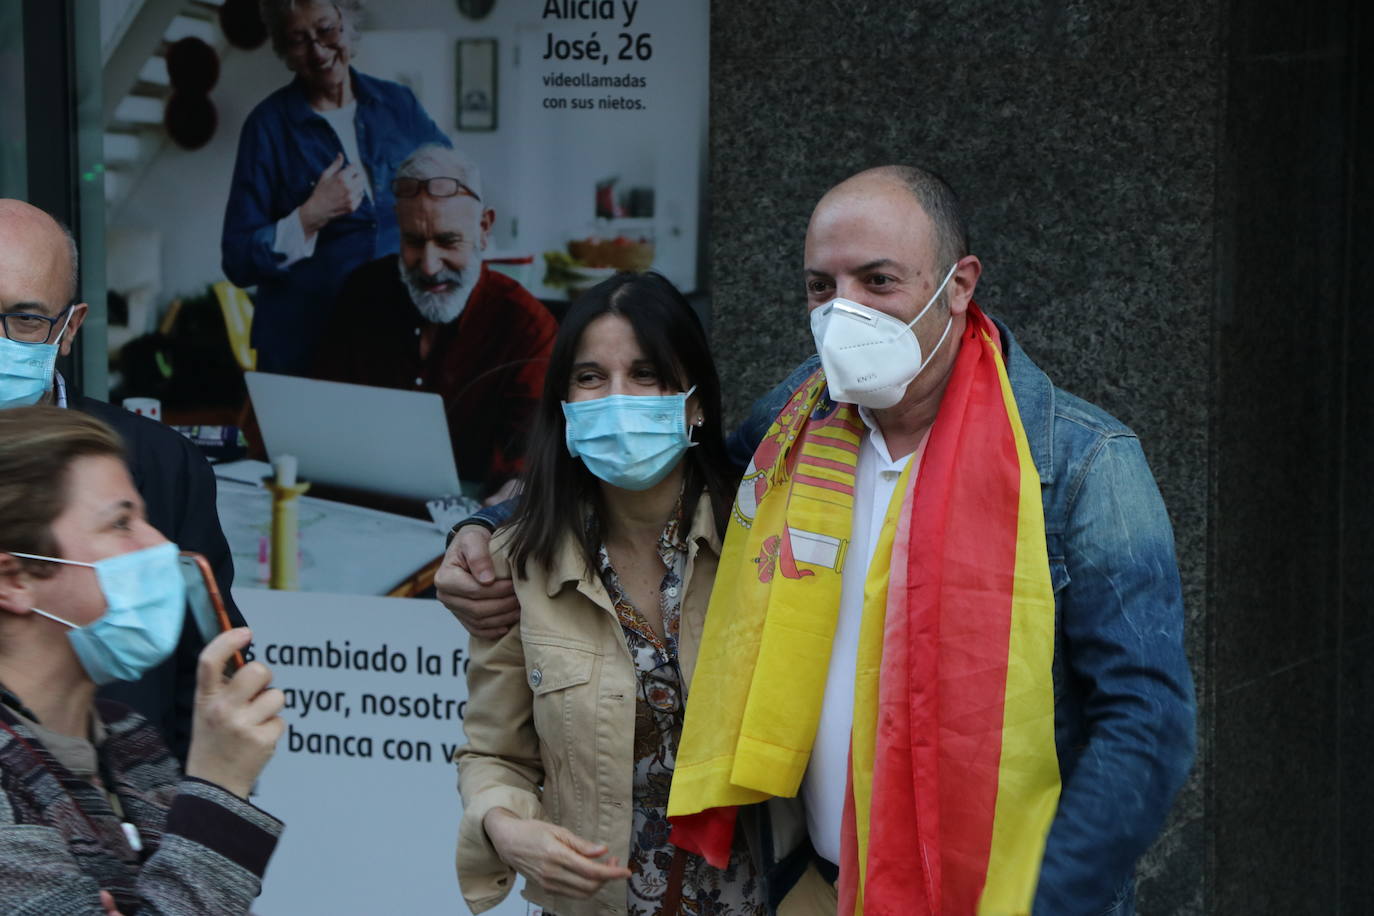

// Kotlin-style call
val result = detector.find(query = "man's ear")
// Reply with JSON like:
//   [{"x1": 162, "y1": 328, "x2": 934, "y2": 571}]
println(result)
[
  {"x1": 0, "y1": 554, "x2": 38, "y2": 617},
  {"x1": 479, "y1": 208, "x2": 495, "y2": 250},
  {"x1": 946, "y1": 255, "x2": 982, "y2": 316},
  {"x1": 57, "y1": 303, "x2": 88, "y2": 358}
]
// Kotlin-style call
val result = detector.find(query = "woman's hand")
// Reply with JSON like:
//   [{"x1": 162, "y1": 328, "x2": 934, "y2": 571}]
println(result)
[
  {"x1": 483, "y1": 808, "x2": 632, "y2": 899},
  {"x1": 184, "y1": 628, "x2": 286, "y2": 799},
  {"x1": 299, "y1": 153, "x2": 366, "y2": 236}
]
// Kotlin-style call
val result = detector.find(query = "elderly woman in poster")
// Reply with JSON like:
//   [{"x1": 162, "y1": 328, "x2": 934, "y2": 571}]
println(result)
[{"x1": 221, "y1": 0, "x2": 449, "y2": 374}]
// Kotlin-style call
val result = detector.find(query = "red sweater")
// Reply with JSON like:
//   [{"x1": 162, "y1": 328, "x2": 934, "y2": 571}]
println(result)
[{"x1": 314, "y1": 259, "x2": 557, "y2": 496}]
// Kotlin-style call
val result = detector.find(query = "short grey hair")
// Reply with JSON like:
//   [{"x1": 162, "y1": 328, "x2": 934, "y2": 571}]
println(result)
[
  {"x1": 259, "y1": 0, "x2": 364, "y2": 60},
  {"x1": 395, "y1": 144, "x2": 484, "y2": 201}
]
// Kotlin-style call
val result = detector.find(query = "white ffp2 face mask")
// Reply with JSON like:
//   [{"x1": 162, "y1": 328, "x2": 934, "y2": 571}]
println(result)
[{"x1": 809, "y1": 262, "x2": 959, "y2": 409}]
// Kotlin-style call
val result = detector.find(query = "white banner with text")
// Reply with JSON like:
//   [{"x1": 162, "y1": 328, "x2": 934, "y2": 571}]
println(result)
[{"x1": 241, "y1": 589, "x2": 537, "y2": 915}]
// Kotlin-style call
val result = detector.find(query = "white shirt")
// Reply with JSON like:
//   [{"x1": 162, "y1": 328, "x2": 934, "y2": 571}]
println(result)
[
  {"x1": 801, "y1": 407, "x2": 924, "y2": 865},
  {"x1": 272, "y1": 101, "x2": 372, "y2": 268}
]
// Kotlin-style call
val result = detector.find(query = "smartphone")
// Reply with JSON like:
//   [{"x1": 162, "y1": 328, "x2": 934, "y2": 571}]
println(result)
[{"x1": 178, "y1": 552, "x2": 246, "y2": 673}]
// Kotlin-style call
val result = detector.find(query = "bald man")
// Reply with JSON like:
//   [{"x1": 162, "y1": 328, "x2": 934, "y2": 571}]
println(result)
[
  {"x1": 0, "y1": 199, "x2": 243, "y2": 763},
  {"x1": 439, "y1": 167, "x2": 1196, "y2": 914}
]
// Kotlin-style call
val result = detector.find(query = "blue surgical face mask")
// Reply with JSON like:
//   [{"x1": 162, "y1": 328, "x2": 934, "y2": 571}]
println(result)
[
  {"x1": 563, "y1": 386, "x2": 697, "y2": 491},
  {"x1": 0, "y1": 309, "x2": 73, "y2": 409},
  {"x1": 12, "y1": 542, "x2": 187, "y2": 686}
]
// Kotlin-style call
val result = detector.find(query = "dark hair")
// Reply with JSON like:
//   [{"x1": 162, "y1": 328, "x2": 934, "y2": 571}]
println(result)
[
  {"x1": 0, "y1": 407, "x2": 125, "y2": 577},
  {"x1": 504, "y1": 272, "x2": 733, "y2": 578}
]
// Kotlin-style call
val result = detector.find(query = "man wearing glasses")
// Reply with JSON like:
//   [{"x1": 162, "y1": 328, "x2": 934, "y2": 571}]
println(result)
[
  {"x1": 0, "y1": 198, "x2": 245, "y2": 763},
  {"x1": 313, "y1": 144, "x2": 557, "y2": 503}
]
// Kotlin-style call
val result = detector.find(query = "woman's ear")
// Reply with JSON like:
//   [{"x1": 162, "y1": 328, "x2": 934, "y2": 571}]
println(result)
[
  {"x1": 0, "y1": 554, "x2": 38, "y2": 617},
  {"x1": 684, "y1": 392, "x2": 704, "y2": 428}
]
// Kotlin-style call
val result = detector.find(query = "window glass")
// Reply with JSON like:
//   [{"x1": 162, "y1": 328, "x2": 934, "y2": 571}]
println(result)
[{"x1": 0, "y1": 2, "x2": 26, "y2": 198}]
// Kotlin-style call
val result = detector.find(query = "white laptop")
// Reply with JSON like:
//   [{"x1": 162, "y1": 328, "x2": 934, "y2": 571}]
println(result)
[{"x1": 245, "y1": 372, "x2": 461, "y2": 502}]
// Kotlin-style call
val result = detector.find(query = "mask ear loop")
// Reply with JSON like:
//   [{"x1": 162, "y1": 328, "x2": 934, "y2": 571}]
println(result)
[
  {"x1": 682, "y1": 385, "x2": 700, "y2": 448},
  {"x1": 7, "y1": 553, "x2": 97, "y2": 630},
  {"x1": 924, "y1": 314, "x2": 955, "y2": 363},
  {"x1": 53, "y1": 306, "x2": 75, "y2": 345},
  {"x1": 8, "y1": 552, "x2": 94, "y2": 569},
  {"x1": 899, "y1": 260, "x2": 961, "y2": 336},
  {"x1": 29, "y1": 606, "x2": 79, "y2": 630}
]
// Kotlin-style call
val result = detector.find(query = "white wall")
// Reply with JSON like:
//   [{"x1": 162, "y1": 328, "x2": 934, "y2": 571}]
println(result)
[
  {"x1": 107, "y1": 0, "x2": 709, "y2": 306},
  {"x1": 109, "y1": 45, "x2": 283, "y2": 301}
]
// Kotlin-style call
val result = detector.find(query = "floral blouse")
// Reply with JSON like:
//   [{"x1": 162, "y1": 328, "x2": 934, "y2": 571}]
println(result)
[{"x1": 593, "y1": 501, "x2": 765, "y2": 916}]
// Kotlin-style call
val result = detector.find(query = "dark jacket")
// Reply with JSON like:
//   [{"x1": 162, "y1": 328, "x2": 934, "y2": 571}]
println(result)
[{"x1": 79, "y1": 397, "x2": 244, "y2": 764}]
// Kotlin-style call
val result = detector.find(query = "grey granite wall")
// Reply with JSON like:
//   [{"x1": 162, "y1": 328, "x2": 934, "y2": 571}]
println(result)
[
  {"x1": 1212, "y1": 0, "x2": 1371, "y2": 911},
  {"x1": 706, "y1": 0, "x2": 1367, "y2": 912},
  {"x1": 1340, "y1": 16, "x2": 1373, "y2": 904}
]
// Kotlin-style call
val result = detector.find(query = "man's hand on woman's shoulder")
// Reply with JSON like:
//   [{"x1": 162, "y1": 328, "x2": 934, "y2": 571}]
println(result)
[{"x1": 436, "y1": 525, "x2": 521, "y2": 639}]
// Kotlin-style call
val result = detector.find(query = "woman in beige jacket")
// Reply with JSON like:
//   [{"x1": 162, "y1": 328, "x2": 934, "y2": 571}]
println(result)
[{"x1": 454, "y1": 273, "x2": 765, "y2": 916}]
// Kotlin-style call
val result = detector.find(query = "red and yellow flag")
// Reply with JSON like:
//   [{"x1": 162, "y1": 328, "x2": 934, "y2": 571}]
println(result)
[{"x1": 669, "y1": 305, "x2": 1060, "y2": 914}]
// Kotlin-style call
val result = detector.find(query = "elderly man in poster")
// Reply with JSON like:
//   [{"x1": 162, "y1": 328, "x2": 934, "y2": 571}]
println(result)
[{"x1": 313, "y1": 144, "x2": 557, "y2": 501}]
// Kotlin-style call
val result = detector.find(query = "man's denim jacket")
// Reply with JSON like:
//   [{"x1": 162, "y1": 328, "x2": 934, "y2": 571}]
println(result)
[
  {"x1": 727, "y1": 318, "x2": 1196, "y2": 914},
  {"x1": 468, "y1": 316, "x2": 1196, "y2": 914}
]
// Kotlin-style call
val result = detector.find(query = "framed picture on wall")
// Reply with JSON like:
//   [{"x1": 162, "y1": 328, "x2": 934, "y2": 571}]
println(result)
[{"x1": 456, "y1": 38, "x2": 497, "y2": 131}]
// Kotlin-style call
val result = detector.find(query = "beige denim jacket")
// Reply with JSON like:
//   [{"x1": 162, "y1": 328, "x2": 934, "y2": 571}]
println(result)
[{"x1": 454, "y1": 494, "x2": 721, "y2": 916}]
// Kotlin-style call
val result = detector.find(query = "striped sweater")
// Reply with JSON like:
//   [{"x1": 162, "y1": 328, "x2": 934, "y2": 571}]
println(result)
[{"x1": 0, "y1": 698, "x2": 282, "y2": 914}]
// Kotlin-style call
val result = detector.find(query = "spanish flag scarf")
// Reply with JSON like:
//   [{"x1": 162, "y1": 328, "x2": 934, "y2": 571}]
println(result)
[{"x1": 667, "y1": 305, "x2": 1060, "y2": 914}]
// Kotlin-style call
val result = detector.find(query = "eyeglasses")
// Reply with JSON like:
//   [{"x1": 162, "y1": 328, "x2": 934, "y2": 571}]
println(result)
[
  {"x1": 391, "y1": 176, "x2": 482, "y2": 202},
  {"x1": 284, "y1": 9, "x2": 344, "y2": 53},
  {"x1": 0, "y1": 304, "x2": 73, "y2": 344}
]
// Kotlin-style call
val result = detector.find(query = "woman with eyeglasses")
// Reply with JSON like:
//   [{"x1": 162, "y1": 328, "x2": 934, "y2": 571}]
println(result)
[
  {"x1": 221, "y1": 0, "x2": 449, "y2": 374},
  {"x1": 454, "y1": 273, "x2": 766, "y2": 916},
  {"x1": 0, "y1": 407, "x2": 285, "y2": 913}
]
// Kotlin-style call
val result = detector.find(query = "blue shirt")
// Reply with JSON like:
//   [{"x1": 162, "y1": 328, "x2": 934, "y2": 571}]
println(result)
[{"x1": 220, "y1": 69, "x2": 448, "y2": 374}]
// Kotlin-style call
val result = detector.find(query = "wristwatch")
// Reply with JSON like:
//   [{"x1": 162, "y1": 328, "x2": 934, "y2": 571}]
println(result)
[{"x1": 446, "y1": 516, "x2": 495, "y2": 548}]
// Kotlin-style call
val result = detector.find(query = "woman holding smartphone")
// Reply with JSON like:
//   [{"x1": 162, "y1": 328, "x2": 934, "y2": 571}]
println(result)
[
  {"x1": 454, "y1": 273, "x2": 765, "y2": 915},
  {"x1": 0, "y1": 407, "x2": 285, "y2": 913}
]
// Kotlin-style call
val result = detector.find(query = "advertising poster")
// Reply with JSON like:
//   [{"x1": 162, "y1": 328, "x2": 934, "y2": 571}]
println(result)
[
  {"x1": 102, "y1": 0, "x2": 709, "y2": 598},
  {"x1": 99, "y1": 2, "x2": 707, "y2": 911},
  {"x1": 239, "y1": 589, "x2": 537, "y2": 913}
]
